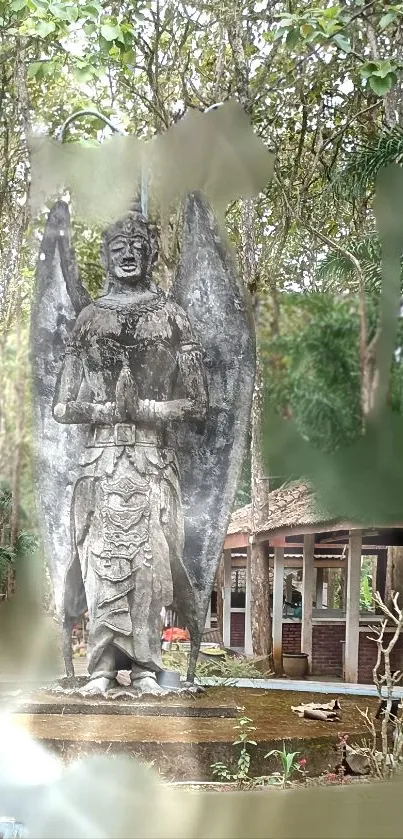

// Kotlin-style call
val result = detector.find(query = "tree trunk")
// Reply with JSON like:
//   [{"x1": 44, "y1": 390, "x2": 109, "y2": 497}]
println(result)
[
  {"x1": 226, "y1": 3, "x2": 271, "y2": 659},
  {"x1": 7, "y1": 288, "x2": 24, "y2": 599},
  {"x1": 385, "y1": 547, "x2": 403, "y2": 609},
  {"x1": 0, "y1": 40, "x2": 30, "y2": 322},
  {"x1": 250, "y1": 355, "x2": 271, "y2": 658}
]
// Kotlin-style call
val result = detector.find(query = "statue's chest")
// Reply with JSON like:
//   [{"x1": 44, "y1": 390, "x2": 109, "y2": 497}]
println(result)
[{"x1": 81, "y1": 308, "x2": 179, "y2": 399}]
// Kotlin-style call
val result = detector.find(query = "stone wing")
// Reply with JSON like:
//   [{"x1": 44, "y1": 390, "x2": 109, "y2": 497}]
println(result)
[
  {"x1": 31, "y1": 201, "x2": 90, "y2": 621},
  {"x1": 172, "y1": 192, "x2": 256, "y2": 675}
]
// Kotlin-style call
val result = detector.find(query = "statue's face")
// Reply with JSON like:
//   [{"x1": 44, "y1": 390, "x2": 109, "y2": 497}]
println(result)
[{"x1": 107, "y1": 227, "x2": 151, "y2": 285}]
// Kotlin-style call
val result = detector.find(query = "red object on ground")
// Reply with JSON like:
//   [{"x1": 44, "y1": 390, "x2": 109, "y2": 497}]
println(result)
[{"x1": 162, "y1": 627, "x2": 190, "y2": 642}]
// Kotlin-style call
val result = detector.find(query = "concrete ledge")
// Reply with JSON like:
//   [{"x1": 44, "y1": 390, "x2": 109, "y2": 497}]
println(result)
[{"x1": 197, "y1": 677, "x2": 403, "y2": 697}]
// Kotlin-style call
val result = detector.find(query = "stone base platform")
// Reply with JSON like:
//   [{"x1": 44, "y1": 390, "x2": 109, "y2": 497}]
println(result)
[
  {"x1": 5, "y1": 692, "x2": 239, "y2": 718},
  {"x1": 5, "y1": 686, "x2": 242, "y2": 780},
  {"x1": 4, "y1": 684, "x2": 379, "y2": 781}
]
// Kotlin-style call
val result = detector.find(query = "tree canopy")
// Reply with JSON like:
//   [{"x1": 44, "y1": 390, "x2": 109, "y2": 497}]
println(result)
[{"x1": 2, "y1": 0, "x2": 403, "y2": 534}]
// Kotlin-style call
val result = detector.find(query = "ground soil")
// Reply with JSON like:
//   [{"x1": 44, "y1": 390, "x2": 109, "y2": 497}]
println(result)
[{"x1": 10, "y1": 686, "x2": 378, "y2": 743}]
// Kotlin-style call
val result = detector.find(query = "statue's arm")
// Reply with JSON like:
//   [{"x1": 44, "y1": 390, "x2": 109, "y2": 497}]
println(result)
[
  {"x1": 52, "y1": 349, "x2": 116, "y2": 425},
  {"x1": 124, "y1": 337, "x2": 207, "y2": 426},
  {"x1": 148, "y1": 342, "x2": 208, "y2": 423}
]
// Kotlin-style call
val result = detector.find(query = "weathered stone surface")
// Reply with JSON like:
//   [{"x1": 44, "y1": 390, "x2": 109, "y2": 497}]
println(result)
[
  {"x1": 31, "y1": 192, "x2": 255, "y2": 692},
  {"x1": 10, "y1": 699, "x2": 237, "y2": 718},
  {"x1": 173, "y1": 194, "x2": 255, "y2": 677},
  {"x1": 30, "y1": 202, "x2": 89, "y2": 676}
]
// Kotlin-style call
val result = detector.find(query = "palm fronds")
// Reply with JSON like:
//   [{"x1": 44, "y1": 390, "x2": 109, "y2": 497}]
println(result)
[
  {"x1": 331, "y1": 126, "x2": 403, "y2": 202},
  {"x1": 317, "y1": 234, "x2": 382, "y2": 292}
]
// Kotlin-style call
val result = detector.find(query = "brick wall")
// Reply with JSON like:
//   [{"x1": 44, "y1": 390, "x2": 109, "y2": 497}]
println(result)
[
  {"x1": 282, "y1": 623, "x2": 344, "y2": 676},
  {"x1": 312, "y1": 623, "x2": 345, "y2": 676},
  {"x1": 230, "y1": 611, "x2": 245, "y2": 647},
  {"x1": 358, "y1": 629, "x2": 403, "y2": 684},
  {"x1": 282, "y1": 622, "x2": 301, "y2": 654},
  {"x1": 282, "y1": 621, "x2": 403, "y2": 683}
]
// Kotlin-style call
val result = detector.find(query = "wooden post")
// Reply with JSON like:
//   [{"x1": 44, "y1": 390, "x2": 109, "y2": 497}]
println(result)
[
  {"x1": 244, "y1": 547, "x2": 253, "y2": 655},
  {"x1": 285, "y1": 573, "x2": 293, "y2": 607},
  {"x1": 327, "y1": 569, "x2": 335, "y2": 609},
  {"x1": 302, "y1": 533, "x2": 315, "y2": 671},
  {"x1": 375, "y1": 549, "x2": 387, "y2": 612},
  {"x1": 216, "y1": 556, "x2": 224, "y2": 637},
  {"x1": 345, "y1": 530, "x2": 362, "y2": 683},
  {"x1": 316, "y1": 568, "x2": 324, "y2": 609},
  {"x1": 339, "y1": 568, "x2": 346, "y2": 611},
  {"x1": 223, "y1": 549, "x2": 232, "y2": 648},
  {"x1": 372, "y1": 556, "x2": 377, "y2": 600},
  {"x1": 323, "y1": 569, "x2": 329, "y2": 607},
  {"x1": 272, "y1": 547, "x2": 284, "y2": 673}
]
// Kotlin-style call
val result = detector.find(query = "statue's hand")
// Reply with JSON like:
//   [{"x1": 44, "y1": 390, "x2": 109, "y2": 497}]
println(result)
[{"x1": 115, "y1": 364, "x2": 138, "y2": 422}]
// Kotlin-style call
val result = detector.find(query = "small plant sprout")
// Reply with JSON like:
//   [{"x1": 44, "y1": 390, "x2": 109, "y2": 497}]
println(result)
[
  {"x1": 211, "y1": 714, "x2": 257, "y2": 788},
  {"x1": 263, "y1": 744, "x2": 304, "y2": 788},
  {"x1": 297, "y1": 756, "x2": 307, "y2": 781}
]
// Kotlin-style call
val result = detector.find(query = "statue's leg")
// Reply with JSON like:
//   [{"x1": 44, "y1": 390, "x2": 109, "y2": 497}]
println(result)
[{"x1": 79, "y1": 644, "x2": 118, "y2": 696}]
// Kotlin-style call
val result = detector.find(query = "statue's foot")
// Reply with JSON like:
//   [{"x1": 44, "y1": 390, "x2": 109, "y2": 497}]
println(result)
[
  {"x1": 106, "y1": 678, "x2": 168, "y2": 699},
  {"x1": 131, "y1": 676, "x2": 167, "y2": 695},
  {"x1": 78, "y1": 676, "x2": 115, "y2": 697}
]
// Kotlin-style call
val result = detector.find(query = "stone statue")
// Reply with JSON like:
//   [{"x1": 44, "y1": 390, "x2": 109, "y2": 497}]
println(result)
[
  {"x1": 31, "y1": 192, "x2": 255, "y2": 694},
  {"x1": 52, "y1": 205, "x2": 208, "y2": 695}
]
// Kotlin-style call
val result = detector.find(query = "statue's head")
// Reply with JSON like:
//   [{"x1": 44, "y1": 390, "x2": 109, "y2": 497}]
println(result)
[{"x1": 101, "y1": 204, "x2": 159, "y2": 287}]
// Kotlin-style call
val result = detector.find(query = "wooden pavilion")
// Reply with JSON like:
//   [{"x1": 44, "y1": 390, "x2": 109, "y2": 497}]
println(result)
[{"x1": 210, "y1": 481, "x2": 403, "y2": 683}]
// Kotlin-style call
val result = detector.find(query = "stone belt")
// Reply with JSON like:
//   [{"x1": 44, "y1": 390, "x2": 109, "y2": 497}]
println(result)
[{"x1": 88, "y1": 423, "x2": 165, "y2": 448}]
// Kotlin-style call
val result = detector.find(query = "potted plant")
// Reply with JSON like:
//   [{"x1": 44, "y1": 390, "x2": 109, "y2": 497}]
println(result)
[{"x1": 282, "y1": 652, "x2": 309, "y2": 679}]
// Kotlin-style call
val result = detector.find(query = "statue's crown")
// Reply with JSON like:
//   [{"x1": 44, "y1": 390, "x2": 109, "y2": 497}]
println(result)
[{"x1": 103, "y1": 199, "x2": 149, "y2": 245}]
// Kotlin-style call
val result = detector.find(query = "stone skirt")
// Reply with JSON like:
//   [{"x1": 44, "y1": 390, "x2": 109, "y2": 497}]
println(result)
[{"x1": 72, "y1": 442, "x2": 184, "y2": 674}]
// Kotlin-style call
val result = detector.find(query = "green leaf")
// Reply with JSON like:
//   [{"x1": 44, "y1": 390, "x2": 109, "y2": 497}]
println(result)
[
  {"x1": 322, "y1": 5, "x2": 340, "y2": 19},
  {"x1": 278, "y1": 13, "x2": 296, "y2": 24},
  {"x1": 359, "y1": 61, "x2": 379, "y2": 79},
  {"x1": 301, "y1": 22, "x2": 318, "y2": 38},
  {"x1": 27, "y1": 60, "x2": 43, "y2": 77},
  {"x1": 41, "y1": 60, "x2": 56, "y2": 76},
  {"x1": 73, "y1": 65, "x2": 95, "y2": 83},
  {"x1": 285, "y1": 27, "x2": 300, "y2": 47},
  {"x1": 82, "y1": 4, "x2": 102, "y2": 18},
  {"x1": 119, "y1": 49, "x2": 135, "y2": 66},
  {"x1": 333, "y1": 34, "x2": 351, "y2": 53},
  {"x1": 35, "y1": 18, "x2": 56, "y2": 36},
  {"x1": 9, "y1": 0, "x2": 28, "y2": 10},
  {"x1": 273, "y1": 27, "x2": 287, "y2": 41},
  {"x1": 369, "y1": 72, "x2": 397, "y2": 96},
  {"x1": 48, "y1": 3, "x2": 77, "y2": 20},
  {"x1": 100, "y1": 22, "x2": 122, "y2": 41},
  {"x1": 373, "y1": 61, "x2": 398, "y2": 79},
  {"x1": 380, "y1": 12, "x2": 397, "y2": 30},
  {"x1": 92, "y1": 64, "x2": 107, "y2": 79}
]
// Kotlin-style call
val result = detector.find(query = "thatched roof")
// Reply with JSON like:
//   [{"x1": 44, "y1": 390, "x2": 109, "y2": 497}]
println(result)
[
  {"x1": 227, "y1": 502, "x2": 252, "y2": 535},
  {"x1": 228, "y1": 481, "x2": 338, "y2": 538}
]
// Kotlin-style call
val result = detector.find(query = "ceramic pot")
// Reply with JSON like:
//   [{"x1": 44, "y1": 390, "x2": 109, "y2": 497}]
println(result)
[
  {"x1": 157, "y1": 669, "x2": 181, "y2": 689},
  {"x1": 282, "y1": 653, "x2": 309, "y2": 679}
]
